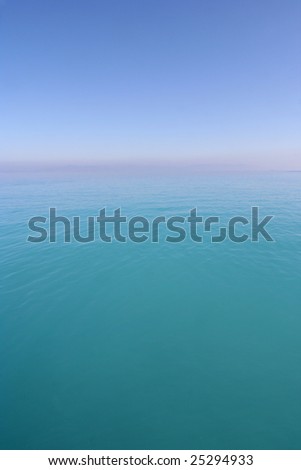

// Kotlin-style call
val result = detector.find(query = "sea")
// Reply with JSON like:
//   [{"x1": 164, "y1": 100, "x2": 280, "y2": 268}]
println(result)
[{"x1": 1, "y1": 168, "x2": 300, "y2": 449}]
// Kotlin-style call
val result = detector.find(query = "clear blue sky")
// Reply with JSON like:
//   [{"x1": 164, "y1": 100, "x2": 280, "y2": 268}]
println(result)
[{"x1": 0, "y1": 0, "x2": 300, "y2": 169}]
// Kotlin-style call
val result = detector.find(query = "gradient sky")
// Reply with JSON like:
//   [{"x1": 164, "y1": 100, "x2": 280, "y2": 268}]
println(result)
[{"x1": 0, "y1": 0, "x2": 300, "y2": 169}]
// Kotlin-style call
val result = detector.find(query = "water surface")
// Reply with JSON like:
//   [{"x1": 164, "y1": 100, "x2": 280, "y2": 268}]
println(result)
[{"x1": 1, "y1": 170, "x2": 300, "y2": 449}]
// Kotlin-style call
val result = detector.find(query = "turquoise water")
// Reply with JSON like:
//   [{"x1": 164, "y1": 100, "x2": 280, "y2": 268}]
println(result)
[{"x1": 1, "y1": 170, "x2": 301, "y2": 450}]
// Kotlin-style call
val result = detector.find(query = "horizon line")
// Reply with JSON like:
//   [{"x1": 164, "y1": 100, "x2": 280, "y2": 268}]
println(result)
[{"x1": 0, "y1": 160, "x2": 300, "y2": 173}]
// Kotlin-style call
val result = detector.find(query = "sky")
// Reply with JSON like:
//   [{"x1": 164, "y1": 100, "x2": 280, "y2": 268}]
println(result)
[{"x1": 0, "y1": 0, "x2": 300, "y2": 170}]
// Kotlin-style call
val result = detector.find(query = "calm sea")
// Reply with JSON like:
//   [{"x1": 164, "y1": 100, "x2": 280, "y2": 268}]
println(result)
[{"x1": 1, "y1": 170, "x2": 300, "y2": 449}]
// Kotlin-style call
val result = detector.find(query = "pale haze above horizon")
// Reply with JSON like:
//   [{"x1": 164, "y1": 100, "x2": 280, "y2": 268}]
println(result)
[{"x1": 0, "y1": 0, "x2": 300, "y2": 170}]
